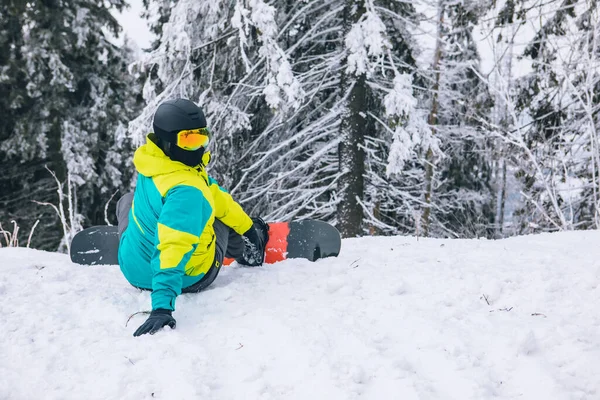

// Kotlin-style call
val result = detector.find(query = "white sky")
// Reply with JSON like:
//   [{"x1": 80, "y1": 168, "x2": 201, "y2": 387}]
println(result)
[{"x1": 113, "y1": 0, "x2": 153, "y2": 50}]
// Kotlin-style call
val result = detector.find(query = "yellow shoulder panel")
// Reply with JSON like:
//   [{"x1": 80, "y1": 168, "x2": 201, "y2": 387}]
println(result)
[{"x1": 153, "y1": 169, "x2": 213, "y2": 202}]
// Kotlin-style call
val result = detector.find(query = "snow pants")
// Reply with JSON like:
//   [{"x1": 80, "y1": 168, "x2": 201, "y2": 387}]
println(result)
[{"x1": 116, "y1": 192, "x2": 246, "y2": 292}]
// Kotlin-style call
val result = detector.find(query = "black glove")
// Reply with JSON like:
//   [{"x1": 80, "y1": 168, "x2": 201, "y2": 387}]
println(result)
[
  {"x1": 133, "y1": 309, "x2": 176, "y2": 337},
  {"x1": 241, "y1": 225, "x2": 266, "y2": 267}
]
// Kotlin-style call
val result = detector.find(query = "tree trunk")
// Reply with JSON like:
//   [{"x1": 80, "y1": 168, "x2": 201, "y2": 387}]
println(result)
[
  {"x1": 495, "y1": 17, "x2": 515, "y2": 238},
  {"x1": 337, "y1": 0, "x2": 367, "y2": 238},
  {"x1": 422, "y1": 1, "x2": 444, "y2": 236},
  {"x1": 496, "y1": 157, "x2": 507, "y2": 238}
]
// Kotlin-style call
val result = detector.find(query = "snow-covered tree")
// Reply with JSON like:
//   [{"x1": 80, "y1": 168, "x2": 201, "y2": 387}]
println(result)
[
  {"x1": 346, "y1": 1, "x2": 425, "y2": 236},
  {"x1": 435, "y1": 0, "x2": 495, "y2": 238},
  {"x1": 472, "y1": 0, "x2": 600, "y2": 235},
  {"x1": 412, "y1": 0, "x2": 495, "y2": 238},
  {"x1": 480, "y1": 0, "x2": 522, "y2": 238},
  {"x1": 521, "y1": 0, "x2": 599, "y2": 232},
  {"x1": 0, "y1": 0, "x2": 141, "y2": 249},
  {"x1": 493, "y1": 0, "x2": 600, "y2": 233}
]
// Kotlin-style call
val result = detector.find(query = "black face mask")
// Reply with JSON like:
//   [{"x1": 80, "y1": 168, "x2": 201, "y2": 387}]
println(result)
[{"x1": 167, "y1": 143, "x2": 205, "y2": 168}]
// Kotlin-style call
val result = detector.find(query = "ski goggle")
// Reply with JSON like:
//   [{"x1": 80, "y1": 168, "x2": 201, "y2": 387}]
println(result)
[{"x1": 176, "y1": 127, "x2": 211, "y2": 151}]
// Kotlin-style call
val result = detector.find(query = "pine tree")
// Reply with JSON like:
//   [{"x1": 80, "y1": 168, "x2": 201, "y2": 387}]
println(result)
[
  {"x1": 435, "y1": 0, "x2": 495, "y2": 238},
  {"x1": 354, "y1": 0, "x2": 422, "y2": 236},
  {"x1": 512, "y1": 0, "x2": 599, "y2": 232},
  {"x1": 0, "y1": 0, "x2": 141, "y2": 249},
  {"x1": 420, "y1": 0, "x2": 495, "y2": 238},
  {"x1": 337, "y1": 0, "x2": 368, "y2": 237},
  {"x1": 486, "y1": 0, "x2": 522, "y2": 238}
]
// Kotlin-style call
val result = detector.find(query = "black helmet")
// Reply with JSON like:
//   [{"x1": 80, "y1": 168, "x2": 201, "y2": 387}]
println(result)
[
  {"x1": 152, "y1": 98, "x2": 210, "y2": 167},
  {"x1": 153, "y1": 98, "x2": 208, "y2": 143}
]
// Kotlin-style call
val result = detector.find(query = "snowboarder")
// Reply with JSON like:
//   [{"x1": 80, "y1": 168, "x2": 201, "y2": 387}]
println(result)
[{"x1": 116, "y1": 98, "x2": 269, "y2": 337}]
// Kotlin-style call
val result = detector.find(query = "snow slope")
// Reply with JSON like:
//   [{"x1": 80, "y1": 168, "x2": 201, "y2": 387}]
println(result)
[{"x1": 1, "y1": 231, "x2": 600, "y2": 400}]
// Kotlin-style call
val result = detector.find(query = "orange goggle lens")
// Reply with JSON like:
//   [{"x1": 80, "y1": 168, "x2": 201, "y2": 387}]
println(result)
[{"x1": 176, "y1": 128, "x2": 211, "y2": 151}]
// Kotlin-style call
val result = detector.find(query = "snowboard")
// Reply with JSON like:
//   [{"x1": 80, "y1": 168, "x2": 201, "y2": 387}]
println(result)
[
  {"x1": 223, "y1": 220, "x2": 341, "y2": 265},
  {"x1": 70, "y1": 220, "x2": 341, "y2": 266},
  {"x1": 70, "y1": 225, "x2": 120, "y2": 266}
]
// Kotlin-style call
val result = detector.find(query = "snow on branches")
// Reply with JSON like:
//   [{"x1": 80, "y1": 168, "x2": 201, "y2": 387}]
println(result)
[
  {"x1": 232, "y1": 0, "x2": 303, "y2": 110},
  {"x1": 345, "y1": 3, "x2": 389, "y2": 76},
  {"x1": 384, "y1": 73, "x2": 420, "y2": 176}
]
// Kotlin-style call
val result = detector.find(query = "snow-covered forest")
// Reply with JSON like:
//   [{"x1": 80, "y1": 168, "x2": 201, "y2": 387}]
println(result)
[{"x1": 1, "y1": 0, "x2": 599, "y2": 250}]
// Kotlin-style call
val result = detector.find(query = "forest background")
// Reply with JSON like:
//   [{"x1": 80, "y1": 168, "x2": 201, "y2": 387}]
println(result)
[{"x1": 1, "y1": 0, "x2": 598, "y2": 250}]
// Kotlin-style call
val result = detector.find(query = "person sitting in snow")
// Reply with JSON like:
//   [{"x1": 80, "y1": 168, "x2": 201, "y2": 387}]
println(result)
[{"x1": 116, "y1": 98, "x2": 269, "y2": 337}]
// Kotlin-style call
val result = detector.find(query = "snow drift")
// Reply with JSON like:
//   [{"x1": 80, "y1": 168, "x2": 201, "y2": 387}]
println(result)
[{"x1": 1, "y1": 231, "x2": 600, "y2": 399}]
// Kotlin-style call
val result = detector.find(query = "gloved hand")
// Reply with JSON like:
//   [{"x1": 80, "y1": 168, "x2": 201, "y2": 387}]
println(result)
[
  {"x1": 133, "y1": 309, "x2": 176, "y2": 337},
  {"x1": 239, "y1": 217, "x2": 269, "y2": 267},
  {"x1": 241, "y1": 225, "x2": 266, "y2": 266}
]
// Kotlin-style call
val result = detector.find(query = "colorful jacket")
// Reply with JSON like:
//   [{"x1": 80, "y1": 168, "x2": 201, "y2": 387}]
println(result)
[{"x1": 118, "y1": 135, "x2": 253, "y2": 311}]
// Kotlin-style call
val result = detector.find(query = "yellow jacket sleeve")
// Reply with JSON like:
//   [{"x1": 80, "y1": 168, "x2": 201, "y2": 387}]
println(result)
[{"x1": 207, "y1": 176, "x2": 253, "y2": 235}]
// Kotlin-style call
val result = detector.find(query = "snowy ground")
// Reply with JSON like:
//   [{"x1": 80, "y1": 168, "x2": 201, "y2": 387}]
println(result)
[{"x1": 1, "y1": 231, "x2": 600, "y2": 400}]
